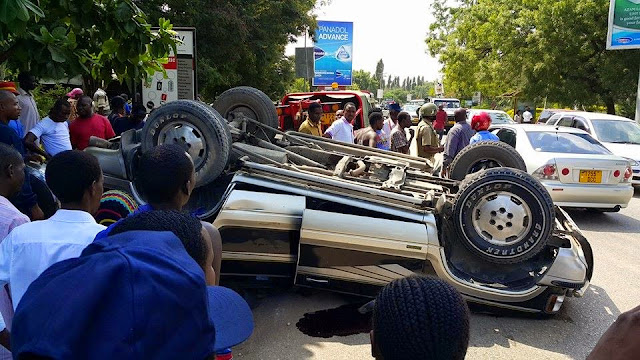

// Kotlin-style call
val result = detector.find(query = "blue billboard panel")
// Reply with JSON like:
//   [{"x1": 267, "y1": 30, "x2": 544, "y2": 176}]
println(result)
[{"x1": 313, "y1": 21, "x2": 353, "y2": 86}]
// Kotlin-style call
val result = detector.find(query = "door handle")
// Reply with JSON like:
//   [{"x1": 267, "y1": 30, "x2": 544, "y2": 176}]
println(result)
[{"x1": 306, "y1": 277, "x2": 329, "y2": 284}]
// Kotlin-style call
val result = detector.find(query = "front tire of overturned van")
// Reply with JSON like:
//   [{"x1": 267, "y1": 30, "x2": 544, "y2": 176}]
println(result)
[{"x1": 452, "y1": 168, "x2": 554, "y2": 264}]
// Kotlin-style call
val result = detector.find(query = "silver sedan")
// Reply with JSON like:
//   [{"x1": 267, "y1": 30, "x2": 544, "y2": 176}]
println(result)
[{"x1": 493, "y1": 124, "x2": 634, "y2": 212}]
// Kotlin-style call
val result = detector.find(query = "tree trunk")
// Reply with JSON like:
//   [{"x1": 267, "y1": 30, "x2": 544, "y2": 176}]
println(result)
[{"x1": 604, "y1": 97, "x2": 616, "y2": 115}]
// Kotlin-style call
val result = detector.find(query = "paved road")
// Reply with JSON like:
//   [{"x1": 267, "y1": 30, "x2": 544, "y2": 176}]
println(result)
[{"x1": 233, "y1": 189, "x2": 640, "y2": 360}]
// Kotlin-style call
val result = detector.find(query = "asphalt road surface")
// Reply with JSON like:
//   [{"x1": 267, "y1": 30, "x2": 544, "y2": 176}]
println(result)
[{"x1": 233, "y1": 188, "x2": 640, "y2": 360}]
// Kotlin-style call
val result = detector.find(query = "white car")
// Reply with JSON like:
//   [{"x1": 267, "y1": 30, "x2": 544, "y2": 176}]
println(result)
[
  {"x1": 493, "y1": 124, "x2": 634, "y2": 212},
  {"x1": 467, "y1": 109, "x2": 515, "y2": 125},
  {"x1": 547, "y1": 111, "x2": 640, "y2": 186}
]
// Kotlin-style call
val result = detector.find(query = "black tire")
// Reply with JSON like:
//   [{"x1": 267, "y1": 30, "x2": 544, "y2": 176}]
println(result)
[
  {"x1": 453, "y1": 167, "x2": 554, "y2": 264},
  {"x1": 212, "y1": 86, "x2": 278, "y2": 140},
  {"x1": 449, "y1": 141, "x2": 527, "y2": 181},
  {"x1": 141, "y1": 100, "x2": 231, "y2": 187}
]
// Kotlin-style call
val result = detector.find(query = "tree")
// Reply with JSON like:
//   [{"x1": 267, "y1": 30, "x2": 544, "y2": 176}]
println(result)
[
  {"x1": 352, "y1": 69, "x2": 377, "y2": 92},
  {"x1": 375, "y1": 59, "x2": 384, "y2": 89},
  {"x1": 427, "y1": 0, "x2": 640, "y2": 114},
  {"x1": 387, "y1": 74, "x2": 392, "y2": 89},
  {"x1": 0, "y1": 0, "x2": 177, "y2": 92},
  {"x1": 138, "y1": 0, "x2": 316, "y2": 100}
]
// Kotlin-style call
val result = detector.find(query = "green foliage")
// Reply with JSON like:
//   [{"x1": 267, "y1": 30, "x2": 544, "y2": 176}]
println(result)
[
  {"x1": 374, "y1": 59, "x2": 384, "y2": 89},
  {"x1": 0, "y1": 0, "x2": 177, "y2": 92},
  {"x1": 426, "y1": 0, "x2": 640, "y2": 114},
  {"x1": 351, "y1": 70, "x2": 378, "y2": 92},
  {"x1": 32, "y1": 84, "x2": 69, "y2": 119},
  {"x1": 138, "y1": 0, "x2": 316, "y2": 100}
]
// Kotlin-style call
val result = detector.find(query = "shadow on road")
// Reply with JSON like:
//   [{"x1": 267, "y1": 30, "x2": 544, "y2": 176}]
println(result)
[
  {"x1": 468, "y1": 284, "x2": 619, "y2": 359},
  {"x1": 566, "y1": 209, "x2": 640, "y2": 234}
]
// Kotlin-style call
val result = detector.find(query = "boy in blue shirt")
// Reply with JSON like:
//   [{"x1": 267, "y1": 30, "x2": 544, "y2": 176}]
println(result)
[{"x1": 470, "y1": 111, "x2": 499, "y2": 144}]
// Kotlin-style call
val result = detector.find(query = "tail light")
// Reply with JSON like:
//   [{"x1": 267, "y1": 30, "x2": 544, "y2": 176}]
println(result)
[
  {"x1": 276, "y1": 108, "x2": 283, "y2": 116},
  {"x1": 322, "y1": 104, "x2": 330, "y2": 112},
  {"x1": 623, "y1": 166, "x2": 632, "y2": 182},
  {"x1": 533, "y1": 161, "x2": 559, "y2": 180}
]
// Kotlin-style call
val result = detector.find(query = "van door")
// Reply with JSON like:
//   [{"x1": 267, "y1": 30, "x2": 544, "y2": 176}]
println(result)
[{"x1": 295, "y1": 209, "x2": 431, "y2": 297}]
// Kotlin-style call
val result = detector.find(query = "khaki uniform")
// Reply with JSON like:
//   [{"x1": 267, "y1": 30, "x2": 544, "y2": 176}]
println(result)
[{"x1": 416, "y1": 119, "x2": 439, "y2": 162}]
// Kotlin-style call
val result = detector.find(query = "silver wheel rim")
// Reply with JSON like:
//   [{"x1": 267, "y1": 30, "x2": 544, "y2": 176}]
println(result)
[
  {"x1": 157, "y1": 121, "x2": 206, "y2": 169},
  {"x1": 471, "y1": 191, "x2": 532, "y2": 246}
]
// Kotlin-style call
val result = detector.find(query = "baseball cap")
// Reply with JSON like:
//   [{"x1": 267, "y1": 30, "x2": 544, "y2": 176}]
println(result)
[
  {"x1": 0, "y1": 81, "x2": 20, "y2": 95},
  {"x1": 12, "y1": 230, "x2": 254, "y2": 358},
  {"x1": 66, "y1": 87, "x2": 84, "y2": 98},
  {"x1": 388, "y1": 103, "x2": 402, "y2": 112}
]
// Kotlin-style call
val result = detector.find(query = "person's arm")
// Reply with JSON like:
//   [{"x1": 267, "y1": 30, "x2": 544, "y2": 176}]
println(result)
[
  {"x1": 588, "y1": 304, "x2": 640, "y2": 360},
  {"x1": 24, "y1": 132, "x2": 50, "y2": 160},
  {"x1": 367, "y1": 132, "x2": 377, "y2": 148},
  {"x1": 421, "y1": 129, "x2": 444, "y2": 154},
  {"x1": 201, "y1": 222, "x2": 222, "y2": 286},
  {"x1": 104, "y1": 117, "x2": 116, "y2": 139},
  {"x1": 323, "y1": 121, "x2": 338, "y2": 139}
]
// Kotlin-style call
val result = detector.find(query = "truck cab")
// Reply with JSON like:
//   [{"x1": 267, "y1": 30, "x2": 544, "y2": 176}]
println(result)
[{"x1": 278, "y1": 91, "x2": 374, "y2": 132}]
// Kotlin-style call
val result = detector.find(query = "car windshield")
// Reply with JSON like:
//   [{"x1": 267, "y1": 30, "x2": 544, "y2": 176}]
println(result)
[
  {"x1": 591, "y1": 119, "x2": 640, "y2": 145},
  {"x1": 489, "y1": 112, "x2": 514, "y2": 124},
  {"x1": 403, "y1": 104, "x2": 420, "y2": 113},
  {"x1": 526, "y1": 131, "x2": 612, "y2": 154},
  {"x1": 434, "y1": 100, "x2": 460, "y2": 108}
]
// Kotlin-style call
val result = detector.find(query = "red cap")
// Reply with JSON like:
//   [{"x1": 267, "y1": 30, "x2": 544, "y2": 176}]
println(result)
[{"x1": 0, "y1": 81, "x2": 20, "y2": 95}]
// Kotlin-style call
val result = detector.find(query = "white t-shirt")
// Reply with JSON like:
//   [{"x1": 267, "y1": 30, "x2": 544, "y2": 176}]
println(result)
[
  {"x1": 382, "y1": 118, "x2": 397, "y2": 149},
  {"x1": 29, "y1": 116, "x2": 72, "y2": 156},
  {"x1": 325, "y1": 117, "x2": 354, "y2": 144},
  {"x1": 523, "y1": 111, "x2": 533, "y2": 123}
]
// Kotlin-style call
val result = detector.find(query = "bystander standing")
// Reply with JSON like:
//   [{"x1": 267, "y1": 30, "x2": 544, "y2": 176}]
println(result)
[
  {"x1": 382, "y1": 103, "x2": 401, "y2": 149},
  {"x1": 469, "y1": 111, "x2": 500, "y2": 144},
  {"x1": 324, "y1": 103, "x2": 356, "y2": 144},
  {"x1": 416, "y1": 103, "x2": 444, "y2": 163},
  {"x1": 69, "y1": 96, "x2": 115, "y2": 150},
  {"x1": 443, "y1": 108, "x2": 474, "y2": 169},
  {"x1": 390, "y1": 112, "x2": 415, "y2": 154},
  {"x1": 298, "y1": 102, "x2": 323, "y2": 136},
  {"x1": 24, "y1": 98, "x2": 72, "y2": 160},
  {"x1": 434, "y1": 104, "x2": 447, "y2": 141},
  {"x1": 356, "y1": 112, "x2": 388, "y2": 150},
  {"x1": 16, "y1": 73, "x2": 39, "y2": 136},
  {"x1": 66, "y1": 88, "x2": 84, "y2": 122}
]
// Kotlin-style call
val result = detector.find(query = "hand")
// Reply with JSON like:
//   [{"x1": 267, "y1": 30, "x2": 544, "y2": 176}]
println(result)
[
  {"x1": 30, "y1": 204, "x2": 44, "y2": 221},
  {"x1": 26, "y1": 154, "x2": 44, "y2": 164},
  {"x1": 588, "y1": 305, "x2": 640, "y2": 360},
  {"x1": 408, "y1": 128, "x2": 415, "y2": 138}
]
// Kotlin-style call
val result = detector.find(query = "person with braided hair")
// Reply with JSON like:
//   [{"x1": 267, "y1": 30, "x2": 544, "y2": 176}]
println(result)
[{"x1": 371, "y1": 276, "x2": 470, "y2": 360}]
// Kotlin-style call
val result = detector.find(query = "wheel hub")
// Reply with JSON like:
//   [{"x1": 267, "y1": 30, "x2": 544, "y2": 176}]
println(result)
[
  {"x1": 471, "y1": 191, "x2": 531, "y2": 246},
  {"x1": 157, "y1": 121, "x2": 205, "y2": 168}
]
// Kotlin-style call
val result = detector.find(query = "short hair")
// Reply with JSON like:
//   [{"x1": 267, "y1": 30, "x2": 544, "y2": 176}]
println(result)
[
  {"x1": 369, "y1": 111, "x2": 384, "y2": 125},
  {"x1": 110, "y1": 210, "x2": 206, "y2": 266},
  {"x1": 308, "y1": 102, "x2": 322, "y2": 112},
  {"x1": 454, "y1": 108, "x2": 467, "y2": 123},
  {"x1": 78, "y1": 95, "x2": 93, "y2": 105},
  {"x1": 45, "y1": 150, "x2": 102, "y2": 203},
  {"x1": 110, "y1": 96, "x2": 126, "y2": 112},
  {"x1": 0, "y1": 143, "x2": 23, "y2": 174},
  {"x1": 49, "y1": 98, "x2": 70, "y2": 117},
  {"x1": 373, "y1": 276, "x2": 470, "y2": 360},
  {"x1": 134, "y1": 145, "x2": 194, "y2": 204},
  {"x1": 120, "y1": 93, "x2": 129, "y2": 101},
  {"x1": 397, "y1": 111, "x2": 411, "y2": 122},
  {"x1": 344, "y1": 102, "x2": 356, "y2": 110}
]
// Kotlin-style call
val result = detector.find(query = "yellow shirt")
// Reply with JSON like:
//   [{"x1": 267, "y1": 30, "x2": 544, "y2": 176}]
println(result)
[{"x1": 298, "y1": 119, "x2": 322, "y2": 136}]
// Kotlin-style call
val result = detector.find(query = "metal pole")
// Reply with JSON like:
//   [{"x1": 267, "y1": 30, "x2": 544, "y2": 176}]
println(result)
[
  {"x1": 635, "y1": 65, "x2": 640, "y2": 123},
  {"x1": 304, "y1": 29, "x2": 310, "y2": 92}
]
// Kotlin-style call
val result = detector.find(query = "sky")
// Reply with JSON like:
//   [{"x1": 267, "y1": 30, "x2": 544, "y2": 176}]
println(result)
[{"x1": 285, "y1": 0, "x2": 443, "y2": 82}]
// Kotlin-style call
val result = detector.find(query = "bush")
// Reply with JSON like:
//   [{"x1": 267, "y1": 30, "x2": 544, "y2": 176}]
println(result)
[{"x1": 32, "y1": 84, "x2": 70, "y2": 119}]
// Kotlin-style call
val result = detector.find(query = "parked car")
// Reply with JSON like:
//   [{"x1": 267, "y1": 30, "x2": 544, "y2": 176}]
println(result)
[
  {"x1": 548, "y1": 111, "x2": 640, "y2": 186},
  {"x1": 85, "y1": 87, "x2": 592, "y2": 315},
  {"x1": 537, "y1": 109, "x2": 576, "y2": 124},
  {"x1": 427, "y1": 97, "x2": 461, "y2": 130},
  {"x1": 402, "y1": 104, "x2": 421, "y2": 124},
  {"x1": 490, "y1": 124, "x2": 634, "y2": 212},
  {"x1": 467, "y1": 109, "x2": 515, "y2": 125}
]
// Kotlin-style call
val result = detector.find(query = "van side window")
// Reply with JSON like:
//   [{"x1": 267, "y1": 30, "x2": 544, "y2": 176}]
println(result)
[{"x1": 496, "y1": 129, "x2": 517, "y2": 148}]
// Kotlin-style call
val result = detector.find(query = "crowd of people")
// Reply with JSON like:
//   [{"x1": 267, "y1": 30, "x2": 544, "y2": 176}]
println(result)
[{"x1": 298, "y1": 99, "x2": 501, "y2": 174}]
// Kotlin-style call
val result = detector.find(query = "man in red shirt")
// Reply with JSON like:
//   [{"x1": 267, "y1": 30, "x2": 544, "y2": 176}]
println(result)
[
  {"x1": 69, "y1": 96, "x2": 115, "y2": 150},
  {"x1": 434, "y1": 104, "x2": 447, "y2": 142}
]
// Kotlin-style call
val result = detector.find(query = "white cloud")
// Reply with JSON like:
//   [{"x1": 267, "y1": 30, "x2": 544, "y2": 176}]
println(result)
[{"x1": 285, "y1": 0, "x2": 443, "y2": 82}]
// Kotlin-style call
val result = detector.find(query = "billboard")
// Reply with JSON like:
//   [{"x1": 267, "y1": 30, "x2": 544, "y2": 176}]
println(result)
[
  {"x1": 313, "y1": 21, "x2": 353, "y2": 86},
  {"x1": 142, "y1": 27, "x2": 197, "y2": 110},
  {"x1": 607, "y1": 0, "x2": 640, "y2": 50}
]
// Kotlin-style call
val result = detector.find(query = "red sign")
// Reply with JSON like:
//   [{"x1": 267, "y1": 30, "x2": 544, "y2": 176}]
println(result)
[{"x1": 163, "y1": 56, "x2": 177, "y2": 70}]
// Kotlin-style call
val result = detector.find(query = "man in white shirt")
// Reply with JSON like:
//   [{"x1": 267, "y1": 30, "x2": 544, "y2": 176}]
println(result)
[
  {"x1": 0, "y1": 150, "x2": 105, "y2": 309},
  {"x1": 382, "y1": 103, "x2": 401, "y2": 149},
  {"x1": 522, "y1": 106, "x2": 533, "y2": 123},
  {"x1": 0, "y1": 144, "x2": 29, "y2": 356},
  {"x1": 323, "y1": 103, "x2": 356, "y2": 144},
  {"x1": 24, "y1": 98, "x2": 72, "y2": 160},
  {"x1": 16, "y1": 73, "x2": 39, "y2": 136}
]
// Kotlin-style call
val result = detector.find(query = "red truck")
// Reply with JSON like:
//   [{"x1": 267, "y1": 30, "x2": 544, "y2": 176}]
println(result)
[{"x1": 277, "y1": 91, "x2": 375, "y2": 132}]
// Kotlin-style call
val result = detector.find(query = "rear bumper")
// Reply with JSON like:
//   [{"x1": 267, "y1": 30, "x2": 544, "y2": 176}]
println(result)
[{"x1": 542, "y1": 181, "x2": 634, "y2": 208}]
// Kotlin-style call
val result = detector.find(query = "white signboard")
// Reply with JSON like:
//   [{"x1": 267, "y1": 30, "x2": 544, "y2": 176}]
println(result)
[
  {"x1": 142, "y1": 28, "x2": 197, "y2": 110},
  {"x1": 377, "y1": 89, "x2": 383, "y2": 99}
]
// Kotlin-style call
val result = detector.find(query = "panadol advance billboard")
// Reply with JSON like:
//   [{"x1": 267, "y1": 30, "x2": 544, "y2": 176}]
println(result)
[
  {"x1": 607, "y1": 0, "x2": 640, "y2": 50},
  {"x1": 313, "y1": 21, "x2": 353, "y2": 86}
]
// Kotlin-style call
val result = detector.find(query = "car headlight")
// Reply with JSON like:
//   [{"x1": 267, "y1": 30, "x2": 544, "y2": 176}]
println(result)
[{"x1": 623, "y1": 157, "x2": 640, "y2": 167}]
